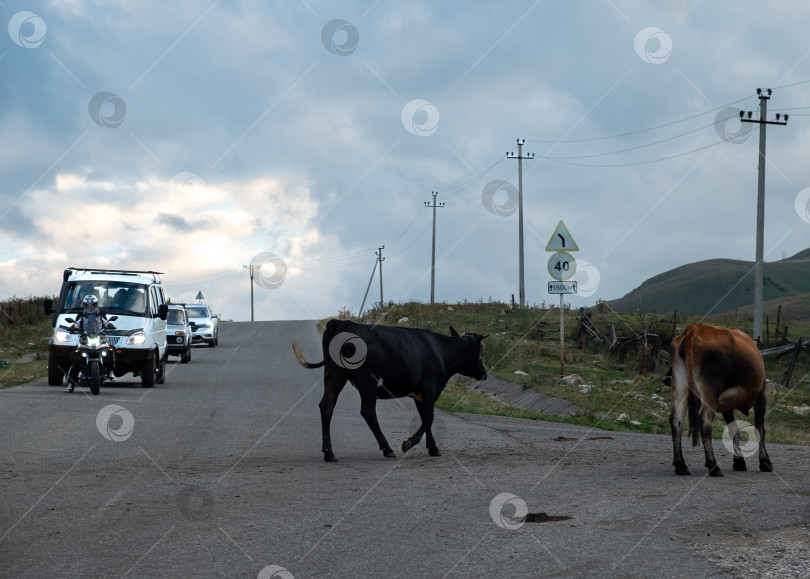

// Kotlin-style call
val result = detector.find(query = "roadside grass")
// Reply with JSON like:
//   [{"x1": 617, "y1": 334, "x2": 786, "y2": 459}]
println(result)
[{"x1": 0, "y1": 318, "x2": 52, "y2": 390}]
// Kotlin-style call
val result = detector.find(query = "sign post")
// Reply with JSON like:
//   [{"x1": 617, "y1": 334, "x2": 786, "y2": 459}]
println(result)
[{"x1": 546, "y1": 221, "x2": 579, "y2": 378}]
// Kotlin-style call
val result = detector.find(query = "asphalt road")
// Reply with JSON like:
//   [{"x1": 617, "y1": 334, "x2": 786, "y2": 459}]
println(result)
[{"x1": 1, "y1": 320, "x2": 808, "y2": 578}]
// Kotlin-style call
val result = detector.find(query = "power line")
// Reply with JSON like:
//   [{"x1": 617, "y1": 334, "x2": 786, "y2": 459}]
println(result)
[
  {"x1": 525, "y1": 95, "x2": 754, "y2": 144},
  {"x1": 772, "y1": 77, "x2": 810, "y2": 90},
  {"x1": 770, "y1": 105, "x2": 810, "y2": 111},
  {"x1": 385, "y1": 205, "x2": 427, "y2": 245},
  {"x1": 437, "y1": 155, "x2": 507, "y2": 198},
  {"x1": 542, "y1": 138, "x2": 730, "y2": 167},
  {"x1": 288, "y1": 250, "x2": 375, "y2": 268},
  {"x1": 537, "y1": 118, "x2": 732, "y2": 161},
  {"x1": 387, "y1": 222, "x2": 431, "y2": 257},
  {"x1": 288, "y1": 256, "x2": 376, "y2": 272}
]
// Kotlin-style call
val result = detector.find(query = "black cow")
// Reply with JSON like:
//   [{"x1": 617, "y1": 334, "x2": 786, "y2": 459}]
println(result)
[{"x1": 292, "y1": 319, "x2": 488, "y2": 462}]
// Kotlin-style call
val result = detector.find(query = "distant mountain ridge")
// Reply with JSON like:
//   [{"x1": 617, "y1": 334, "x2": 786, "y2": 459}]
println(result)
[{"x1": 608, "y1": 249, "x2": 810, "y2": 320}]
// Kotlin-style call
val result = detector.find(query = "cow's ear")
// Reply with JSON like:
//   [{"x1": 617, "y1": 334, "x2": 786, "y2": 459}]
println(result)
[
  {"x1": 450, "y1": 326, "x2": 460, "y2": 338},
  {"x1": 479, "y1": 334, "x2": 489, "y2": 341}
]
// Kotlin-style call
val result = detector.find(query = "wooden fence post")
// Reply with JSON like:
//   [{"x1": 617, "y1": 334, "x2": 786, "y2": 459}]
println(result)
[{"x1": 780, "y1": 338, "x2": 803, "y2": 389}]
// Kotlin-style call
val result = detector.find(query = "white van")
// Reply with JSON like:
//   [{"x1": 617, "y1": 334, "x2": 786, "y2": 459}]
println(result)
[{"x1": 45, "y1": 268, "x2": 169, "y2": 388}]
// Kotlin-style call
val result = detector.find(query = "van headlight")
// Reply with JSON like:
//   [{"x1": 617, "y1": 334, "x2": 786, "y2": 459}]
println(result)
[
  {"x1": 55, "y1": 328, "x2": 72, "y2": 342},
  {"x1": 126, "y1": 331, "x2": 146, "y2": 345}
]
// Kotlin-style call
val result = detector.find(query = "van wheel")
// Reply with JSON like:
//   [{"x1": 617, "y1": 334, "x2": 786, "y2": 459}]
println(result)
[
  {"x1": 48, "y1": 355, "x2": 65, "y2": 386},
  {"x1": 141, "y1": 354, "x2": 156, "y2": 388},
  {"x1": 157, "y1": 352, "x2": 166, "y2": 384}
]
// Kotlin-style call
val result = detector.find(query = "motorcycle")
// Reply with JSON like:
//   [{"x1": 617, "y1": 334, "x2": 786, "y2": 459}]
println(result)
[{"x1": 62, "y1": 313, "x2": 118, "y2": 395}]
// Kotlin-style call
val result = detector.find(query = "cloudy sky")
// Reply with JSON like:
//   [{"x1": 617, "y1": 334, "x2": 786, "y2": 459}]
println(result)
[{"x1": 2, "y1": 1, "x2": 810, "y2": 322}]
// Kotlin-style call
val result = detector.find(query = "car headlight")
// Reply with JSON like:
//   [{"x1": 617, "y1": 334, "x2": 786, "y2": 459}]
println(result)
[
  {"x1": 55, "y1": 328, "x2": 72, "y2": 342},
  {"x1": 126, "y1": 331, "x2": 146, "y2": 345},
  {"x1": 206, "y1": 323, "x2": 214, "y2": 330}
]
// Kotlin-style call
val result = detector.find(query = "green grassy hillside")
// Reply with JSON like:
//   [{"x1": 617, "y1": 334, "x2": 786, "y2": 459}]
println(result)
[
  {"x1": 609, "y1": 250, "x2": 810, "y2": 319},
  {"x1": 718, "y1": 292, "x2": 810, "y2": 322}
]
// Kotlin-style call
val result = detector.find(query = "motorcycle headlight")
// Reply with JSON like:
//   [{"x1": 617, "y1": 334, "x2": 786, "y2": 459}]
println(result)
[
  {"x1": 88, "y1": 336, "x2": 101, "y2": 347},
  {"x1": 126, "y1": 331, "x2": 146, "y2": 345},
  {"x1": 56, "y1": 328, "x2": 72, "y2": 342}
]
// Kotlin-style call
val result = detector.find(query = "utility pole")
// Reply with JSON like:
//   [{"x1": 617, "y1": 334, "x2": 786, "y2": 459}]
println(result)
[
  {"x1": 376, "y1": 246, "x2": 385, "y2": 309},
  {"x1": 358, "y1": 257, "x2": 379, "y2": 316},
  {"x1": 242, "y1": 264, "x2": 261, "y2": 321},
  {"x1": 507, "y1": 139, "x2": 534, "y2": 308},
  {"x1": 424, "y1": 191, "x2": 445, "y2": 304},
  {"x1": 741, "y1": 88, "x2": 788, "y2": 345}
]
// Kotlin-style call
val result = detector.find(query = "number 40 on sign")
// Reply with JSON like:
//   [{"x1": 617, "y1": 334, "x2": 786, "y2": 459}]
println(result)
[{"x1": 547, "y1": 251, "x2": 576, "y2": 281}]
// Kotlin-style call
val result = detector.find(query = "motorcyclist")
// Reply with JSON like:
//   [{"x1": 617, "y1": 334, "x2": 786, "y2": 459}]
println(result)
[{"x1": 66, "y1": 295, "x2": 116, "y2": 392}]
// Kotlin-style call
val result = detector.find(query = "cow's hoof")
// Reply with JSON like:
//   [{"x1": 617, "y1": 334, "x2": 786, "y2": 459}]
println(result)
[
  {"x1": 428, "y1": 447, "x2": 441, "y2": 457},
  {"x1": 323, "y1": 452, "x2": 338, "y2": 462},
  {"x1": 708, "y1": 465, "x2": 723, "y2": 477},
  {"x1": 733, "y1": 458, "x2": 747, "y2": 472},
  {"x1": 401, "y1": 440, "x2": 414, "y2": 453},
  {"x1": 759, "y1": 459, "x2": 773, "y2": 472},
  {"x1": 383, "y1": 449, "x2": 396, "y2": 459}
]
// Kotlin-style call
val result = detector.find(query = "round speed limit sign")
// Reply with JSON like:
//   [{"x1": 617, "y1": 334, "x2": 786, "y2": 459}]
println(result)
[{"x1": 548, "y1": 251, "x2": 577, "y2": 281}]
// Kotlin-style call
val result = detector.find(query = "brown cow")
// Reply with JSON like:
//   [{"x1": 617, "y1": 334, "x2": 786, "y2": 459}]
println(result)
[{"x1": 668, "y1": 323, "x2": 773, "y2": 477}]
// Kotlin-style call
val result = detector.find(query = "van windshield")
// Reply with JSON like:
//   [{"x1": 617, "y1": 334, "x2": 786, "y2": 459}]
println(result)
[{"x1": 64, "y1": 281, "x2": 148, "y2": 316}]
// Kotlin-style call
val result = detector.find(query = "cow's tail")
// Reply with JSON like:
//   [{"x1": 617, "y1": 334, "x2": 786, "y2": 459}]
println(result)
[
  {"x1": 675, "y1": 333, "x2": 702, "y2": 447},
  {"x1": 292, "y1": 342, "x2": 325, "y2": 369},
  {"x1": 687, "y1": 389, "x2": 701, "y2": 447}
]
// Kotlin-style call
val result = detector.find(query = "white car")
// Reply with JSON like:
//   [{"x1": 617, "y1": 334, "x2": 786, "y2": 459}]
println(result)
[{"x1": 184, "y1": 304, "x2": 219, "y2": 347}]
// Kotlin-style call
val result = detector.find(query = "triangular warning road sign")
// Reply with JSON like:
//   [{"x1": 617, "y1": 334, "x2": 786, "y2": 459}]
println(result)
[
  {"x1": 195, "y1": 291, "x2": 205, "y2": 301},
  {"x1": 545, "y1": 220, "x2": 579, "y2": 252}
]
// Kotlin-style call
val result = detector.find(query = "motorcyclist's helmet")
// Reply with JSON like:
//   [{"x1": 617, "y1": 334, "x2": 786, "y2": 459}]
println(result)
[{"x1": 82, "y1": 295, "x2": 99, "y2": 309}]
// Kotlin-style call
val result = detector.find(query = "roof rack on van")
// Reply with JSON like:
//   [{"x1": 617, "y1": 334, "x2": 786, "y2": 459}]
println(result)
[{"x1": 66, "y1": 267, "x2": 164, "y2": 282}]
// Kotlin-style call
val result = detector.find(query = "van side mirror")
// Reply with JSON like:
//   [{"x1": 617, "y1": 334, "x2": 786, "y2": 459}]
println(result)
[
  {"x1": 44, "y1": 299, "x2": 54, "y2": 315},
  {"x1": 158, "y1": 303, "x2": 169, "y2": 321}
]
